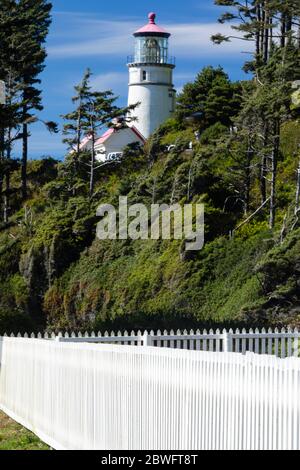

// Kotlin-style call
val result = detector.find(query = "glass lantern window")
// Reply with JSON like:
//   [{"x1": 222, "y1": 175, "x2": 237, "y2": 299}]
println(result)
[{"x1": 134, "y1": 36, "x2": 169, "y2": 64}]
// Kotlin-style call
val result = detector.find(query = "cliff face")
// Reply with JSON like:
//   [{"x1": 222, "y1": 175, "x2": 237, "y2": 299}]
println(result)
[{"x1": 1, "y1": 120, "x2": 300, "y2": 333}]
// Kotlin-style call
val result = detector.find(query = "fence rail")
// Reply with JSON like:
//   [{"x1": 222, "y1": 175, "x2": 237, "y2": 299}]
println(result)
[
  {"x1": 4, "y1": 328, "x2": 300, "y2": 358},
  {"x1": 1, "y1": 337, "x2": 300, "y2": 450}
]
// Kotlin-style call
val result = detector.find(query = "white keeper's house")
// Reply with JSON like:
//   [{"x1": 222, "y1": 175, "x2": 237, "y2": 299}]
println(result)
[
  {"x1": 80, "y1": 12, "x2": 176, "y2": 162},
  {"x1": 80, "y1": 125, "x2": 145, "y2": 163}
]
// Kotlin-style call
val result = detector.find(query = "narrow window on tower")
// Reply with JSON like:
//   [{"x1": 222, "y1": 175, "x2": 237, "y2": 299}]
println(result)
[{"x1": 142, "y1": 70, "x2": 147, "y2": 81}]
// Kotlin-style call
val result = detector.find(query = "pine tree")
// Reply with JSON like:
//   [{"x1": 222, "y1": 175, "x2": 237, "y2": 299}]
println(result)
[
  {"x1": 176, "y1": 66, "x2": 241, "y2": 127},
  {"x1": 0, "y1": 0, "x2": 55, "y2": 218},
  {"x1": 17, "y1": 0, "x2": 52, "y2": 200},
  {"x1": 213, "y1": 1, "x2": 300, "y2": 229},
  {"x1": 62, "y1": 69, "x2": 93, "y2": 167},
  {"x1": 212, "y1": 1, "x2": 300, "y2": 68},
  {"x1": 0, "y1": 1, "x2": 22, "y2": 221},
  {"x1": 63, "y1": 70, "x2": 138, "y2": 197}
]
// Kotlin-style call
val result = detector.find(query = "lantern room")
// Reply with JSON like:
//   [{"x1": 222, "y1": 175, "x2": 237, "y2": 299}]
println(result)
[{"x1": 129, "y1": 13, "x2": 175, "y2": 66}]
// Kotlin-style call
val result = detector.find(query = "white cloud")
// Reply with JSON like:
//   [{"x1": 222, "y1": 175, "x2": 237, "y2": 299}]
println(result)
[
  {"x1": 48, "y1": 17, "x2": 136, "y2": 58},
  {"x1": 169, "y1": 23, "x2": 252, "y2": 56},
  {"x1": 48, "y1": 35, "x2": 131, "y2": 59},
  {"x1": 90, "y1": 72, "x2": 128, "y2": 95},
  {"x1": 47, "y1": 17, "x2": 252, "y2": 60}
]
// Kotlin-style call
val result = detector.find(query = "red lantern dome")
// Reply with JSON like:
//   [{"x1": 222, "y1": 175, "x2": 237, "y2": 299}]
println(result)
[{"x1": 134, "y1": 12, "x2": 170, "y2": 38}]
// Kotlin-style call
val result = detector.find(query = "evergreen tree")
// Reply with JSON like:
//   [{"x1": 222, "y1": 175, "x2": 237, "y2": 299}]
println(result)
[
  {"x1": 176, "y1": 66, "x2": 241, "y2": 128},
  {"x1": 17, "y1": 0, "x2": 52, "y2": 200},
  {"x1": 212, "y1": 1, "x2": 300, "y2": 68},
  {"x1": 63, "y1": 70, "x2": 138, "y2": 197},
  {"x1": 212, "y1": 1, "x2": 300, "y2": 229},
  {"x1": 62, "y1": 69, "x2": 92, "y2": 173},
  {"x1": 0, "y1": 0, "x2": 55, "y2": 219}
]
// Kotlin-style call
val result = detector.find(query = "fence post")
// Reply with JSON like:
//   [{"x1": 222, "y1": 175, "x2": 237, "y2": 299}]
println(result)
[
  {"x1": 142, "y1": 331, "x2": 152, "y2": 347},
  {"x1": 222, "y1": 330, "x2": 233, "y2": 353}
]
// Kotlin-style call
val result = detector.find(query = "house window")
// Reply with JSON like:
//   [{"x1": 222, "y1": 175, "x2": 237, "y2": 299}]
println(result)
[{"x1": 142, "y1": 70, "x2": 147, "y2": 81}]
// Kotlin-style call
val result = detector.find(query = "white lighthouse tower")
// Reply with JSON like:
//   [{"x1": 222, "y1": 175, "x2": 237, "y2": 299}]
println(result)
[{"x1": 127, "y1": 12, "x2": 176, "y2": 139}]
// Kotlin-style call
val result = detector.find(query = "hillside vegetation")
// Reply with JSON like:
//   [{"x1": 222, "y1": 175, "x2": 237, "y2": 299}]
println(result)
[{"x1": 0, "y1": 113, "x2": 300, "y2": 333}]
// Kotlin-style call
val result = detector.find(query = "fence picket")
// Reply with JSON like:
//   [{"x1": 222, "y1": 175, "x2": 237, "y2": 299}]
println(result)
[
  {"x1": 190, "y1": 329, "x2": 195, "y2": 350},
  {"x1": 267, "y1": 328, "x2": 273, "y2": 355},
  {"x1": 261, "y1": 328, "x2": 266, "y2": 355},
  {"x1": 203, "y1": 330, "x2": 208, "y2": 352},
  {"x1": 183, "y1": 330, "x2": 188, "y2": 350},
  {"x1": 294, "y1": 329, "x2": 299, "y2": 357},
  {"x1": 123, "y1": 331, "x2": 128, "y2": 345},
  {"x1": 163, "y1": 330, "x2": 169, "y2": 348},
  {"x1": 176, "y1": 330, "x2": 181, "y2": 349},
  {"x1": 215, "y1": 329, "x2": 221, "y2": 352},
  {"x1": 241, "y1": 329, "x2": 247, "y2": 355},
  {"x1": 235, "y1": 329, "x2": 240, "y2": 353},
  {"x1": 281, "y1": 328, "x2": 286, "y2": 358},
  {"x1": 169, "y1": 330, "x2": 175, "y2": 349},
  {"x1": 248, "y1": 329, "x2": 254, "y2": 353},
  {"x1": 254, "y1": 329, "x2": 260, "y2": 354},
  {"x1": 156, "y1": 330, "x2": 162, "y2": 348},
  {"x1": 209, "y1": 329, "x2": 214, "y2": 352},
  {"x1": 196, "y1": 330, "x2": 201, "y2": 351},
  {"x1": 287, "y1": 329, "x2": 292, "y2": 357}
]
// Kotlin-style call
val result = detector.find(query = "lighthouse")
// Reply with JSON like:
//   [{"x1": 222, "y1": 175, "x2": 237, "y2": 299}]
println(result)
[{"x1": 127, "y1": 12, "x2": 176, "y2": 139}]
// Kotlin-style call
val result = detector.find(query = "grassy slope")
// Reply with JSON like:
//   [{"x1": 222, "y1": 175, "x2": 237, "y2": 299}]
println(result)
[
  {"x1": 0, "y1": 121, "x2": 300, "y2": 332},
  {"x1": 0, "y1": 411, "x2": 49, "y2": 450}
]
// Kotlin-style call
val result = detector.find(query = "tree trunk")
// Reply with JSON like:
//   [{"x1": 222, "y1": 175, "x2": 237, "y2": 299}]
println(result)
[
  {"x1": 263, "y1": 4, "x2": 269, "y2": 64},
  {"x1": 269, "y1": 121, "x2": 280, "y2": 229},
  {"x1": 260, "y1": 123, "x2": 268, "y2": 204},
  {"x1": 0, "y1": 128, "x2": 4, "y2": 159},
  {"x1": 76, "y1": 102, "x2": 82, "y2": 167},
  {"x1": 261, "y1": 1, "x2": 266, "y2": 60},
  {"x1": 89, "y1": 132, "x2": 95, "y2": 197},
  {"x1": 256, "y1": 3, "x2": 262, "y2": 57},
  {"x1": 269, "y1": 16, "x2": 273, "y2": 54},
  {"x1": 281, "y1": 13, "x2": 286, "y2": 48},
  {"x1": 7, "y1": 126, "x2": 11, "y2": 159},
  {"x1": 22, "y1": 110, "x2": 28, "y2": 200},
  {"x1": 0, "y1": 175, "x2": 3, "y2": 222},
  {"x1": 3, "y1": 168, "x2": 10, "y2": 223},
  {"x1": 260, "y1": 155, "x2": 267, "y2": 204},
  {"x1": 295, "y1": 160, "x2": 300, "y2": 216},
  {"x1": 244, "y1": 136, "x2": 253, "y2": 215}
]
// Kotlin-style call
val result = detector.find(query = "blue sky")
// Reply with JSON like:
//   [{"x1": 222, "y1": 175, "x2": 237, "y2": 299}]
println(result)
[{"x1": 19, "y1": 0, "x2": 252, "y2": 160}]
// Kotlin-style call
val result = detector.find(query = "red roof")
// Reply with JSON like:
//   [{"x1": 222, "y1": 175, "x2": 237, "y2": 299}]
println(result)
[
  {"x1": 134, "y1": 12, "x2": 170, "y2": 36},
  {"x1": 79, "y1": 134, "x2": 93, "y2": 150},
  {"x1": 130, "y1": 126, "x2": 146, "y2": 142},
  {"x1": 94, "y1": 128, "x2": 115, "y2": 146}
]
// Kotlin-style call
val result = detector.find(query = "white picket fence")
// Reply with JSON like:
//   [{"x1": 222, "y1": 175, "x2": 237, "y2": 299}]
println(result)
[
  {"x1": 1, "y1": 336, "x2": 300, "y2": 450},
  {"x1": 5, "y1": 327, "x2": 300, "y2": 358}
]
